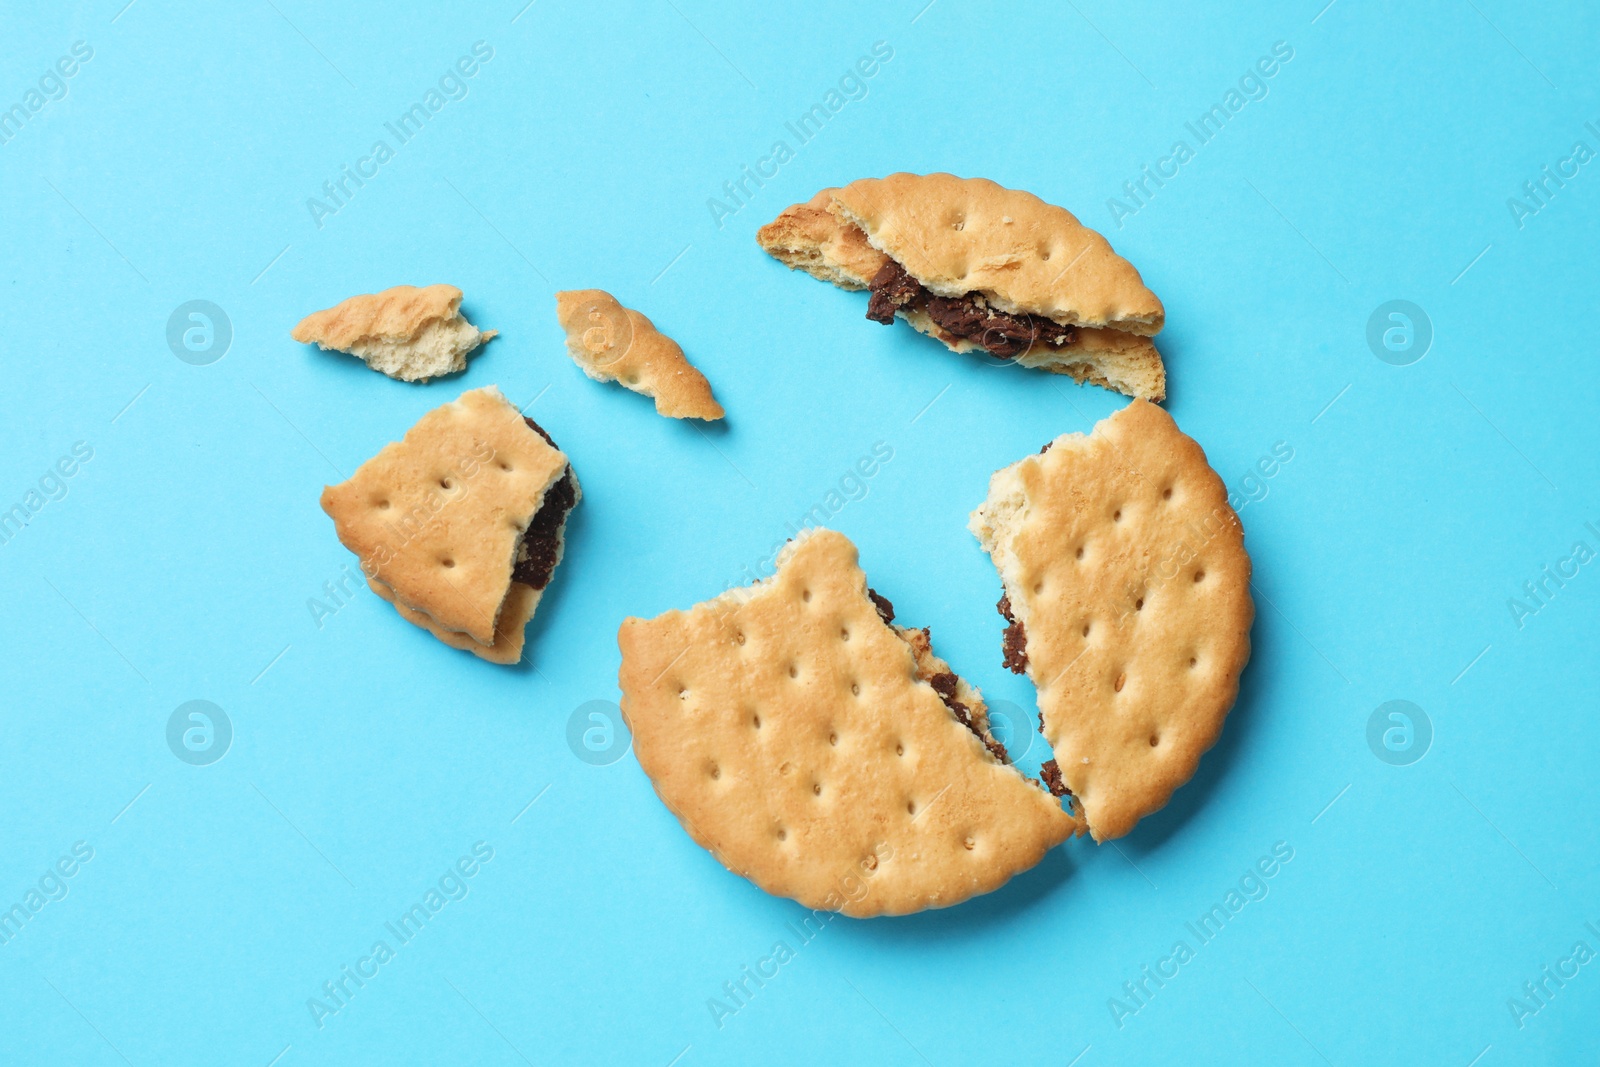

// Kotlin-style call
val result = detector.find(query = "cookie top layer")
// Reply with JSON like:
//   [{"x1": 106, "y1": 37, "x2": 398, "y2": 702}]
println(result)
[
  {"x1": 829, "y1": 173, "x2": 1164, "y2": 335},
  {"x1": 969, "y1": 401, "x2": 1253, "y2": 841},
  {"x1": 289, "y1": 283, "x2": 482, "y2": 349},
  {"x1": 756, "y1": 188, "x2": 888, "y2": 291},
  {"x1": 617, "y1": 529, "x2": 1077, "y2": 917},
  {"x1": 555, "y1": 290, "x2": 724, "y2": 420},
  {"x1": 321, "y1": 386, "x2": 568, "y2": 646}
]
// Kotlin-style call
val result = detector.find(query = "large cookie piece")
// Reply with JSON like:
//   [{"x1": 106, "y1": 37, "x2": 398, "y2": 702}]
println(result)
[
  {"x1": 555, "y1": 289, "x2": 723, "y2": 420},
  {"x1": 617, "y1": 529, "x2": 1077, "y2": 917},
  {"x1": 292, "y1": 284, "x2": 496, "y2": 383},
  {"x1": 320, "y1": 386, "x2": 579, "y2": 664},
  {"x1": 757, "y1": 175, "x2": 1166, "y2": 401},
  {"x1": 969, "y1": 401, "x2": 1252, "y2": 841}
]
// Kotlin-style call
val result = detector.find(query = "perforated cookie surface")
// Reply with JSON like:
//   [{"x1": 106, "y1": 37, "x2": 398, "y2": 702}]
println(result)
[
  {"x1": 617, "y1": 529, "x2": 1077, "y2": 917},
  {"x1": 320, "y1": 386, "x2": 568, "y2": 647},
  {"x1": 831, "y1": 173, "x2": 1164, "y2": 333},
  {"x1": 969, "y1": 401, "x2": 1253, "y2": 841}
]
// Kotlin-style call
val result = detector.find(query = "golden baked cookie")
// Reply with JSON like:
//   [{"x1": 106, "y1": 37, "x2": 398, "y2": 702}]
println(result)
[
  {"x1": 320, "y1": 386, "x2": 578, "y2": 663},
  {"x1": 617, "y1": 529, "x2": 1078, "y2": 917},
  {"x1": 969, "y1": 400, "x2": 1252, "y2": 840}
]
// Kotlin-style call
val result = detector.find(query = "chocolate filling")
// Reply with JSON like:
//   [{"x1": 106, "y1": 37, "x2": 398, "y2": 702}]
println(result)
[
  {"x1": 522, "y1": 418, "x2": 557, "y2": 447},
  {"x1": 919, "y1": 640, "x2": 1011, "y2": 765},
  {"x1": 866, "y1": 261, "x2": 923, "y2": 324},
  {"x1": 867, "y1": 588, "x2": 896, "y2": 625},
  {"x1": 1039, "y1": 759, "x2": 1073, "y2": 799},
  {"x1": 510, "y1": 417, "x2": 577, "y2": 590},
  {"x1": 997, "y1": 595, "x2": 1028, "y2": 674},
  {"x1": 866, "y1": 260, "x2": 1077, "y2": 359}
]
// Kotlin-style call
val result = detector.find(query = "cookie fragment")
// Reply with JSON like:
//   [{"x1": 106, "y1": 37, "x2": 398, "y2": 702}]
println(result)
[
  {"x1": 969, "y1": 401, "x2": 1253, "y2": 841},
  {"x1": 758, "y1": 175, "x2": 1167, "y2": 401},
  {"x1": 320, "y1": 386, "x2": 579, "y2": 664},
  {"x1": 555, "y1": 289, "x2": 723, "y2": 420},
  {"x1": 292, "y1": 284, "x2": 496, "y2": 383},
  {"x1": 617, "y1": 529, "x2": 1078, "y2": 917}
]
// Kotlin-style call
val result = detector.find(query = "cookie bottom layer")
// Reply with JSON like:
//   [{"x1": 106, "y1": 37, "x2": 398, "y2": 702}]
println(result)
[{"x1": 370, "y1": 576, "x2": 543, "y2": 665}]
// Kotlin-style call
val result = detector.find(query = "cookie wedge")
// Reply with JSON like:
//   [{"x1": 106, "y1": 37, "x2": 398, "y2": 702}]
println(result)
[
  {"x1": 320, "y1": 386, "x2": 578, "y2": 664},
  {"x1": 758, "y1": 174, "x2": 1166, "y2": 401},
  {"x1": 969, "y1": 401, "x2": 1252, "y2": 840},
  {"x1": 618, "y1": 529, "x2": 1078, "y2": 917}
]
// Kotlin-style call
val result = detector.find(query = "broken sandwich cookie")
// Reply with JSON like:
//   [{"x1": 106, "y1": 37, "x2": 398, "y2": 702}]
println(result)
[
  {"x1": 969, "y1": 400, "x2": 1252, "y2": 840},
  {"x1": 320, "y1": 386, "x2": 579, "y2": 664},
  {"x1": 758, "y1": 173, "x2": 1166, "y2": 401},
  {"x1": 617, "y1": 529, "x2": 1077, "y2": 917}
]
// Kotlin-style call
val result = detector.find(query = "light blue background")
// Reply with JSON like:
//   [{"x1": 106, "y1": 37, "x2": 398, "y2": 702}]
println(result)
[{"x1": 2, "y1": 1, "x2": 1596, "y2": 1063}]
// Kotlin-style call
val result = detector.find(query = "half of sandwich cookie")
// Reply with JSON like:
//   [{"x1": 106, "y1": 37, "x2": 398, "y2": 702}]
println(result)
[
  {"x1": 758, "y1": 174, "x2": 1166, "y2": 401},
  {"x1": 969, "y1": 401, "x2": 1252, "y2": 840},
  {"x1": 292, "y1": 284, "x2": 495, "y2": 383},
  {"x1": 618, "y1": 529, "x2": 1078, "y2": 917},
  {"x1": 320, "y1": 386, "x2": 579, "y2": 664}
]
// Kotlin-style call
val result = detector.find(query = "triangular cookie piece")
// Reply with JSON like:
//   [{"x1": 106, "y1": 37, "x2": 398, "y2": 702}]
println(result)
[
  {"x1": 292, "y1": 284, "x2": 496, "y2": 383},
  {"x1": 320, "y1": 386, "x2": 579, "y2": 663},
  {"x1": 758, "y1": 175, "x2": 1166, "y2": 401},
  {"x1": 618, "y1": 529, "x2": 1077, "y2": 917},
  {"x1": 969, "y1": 401, "x2": 1252, "y2": 840},
  {"x1": 555, "y1": 290, "x2": 723, "y2": 420}
]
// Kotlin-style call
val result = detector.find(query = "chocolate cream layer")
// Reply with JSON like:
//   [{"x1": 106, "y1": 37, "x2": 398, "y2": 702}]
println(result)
[{"x1": 865, "y1": 259, "x2": 1077, "y2": 358}]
